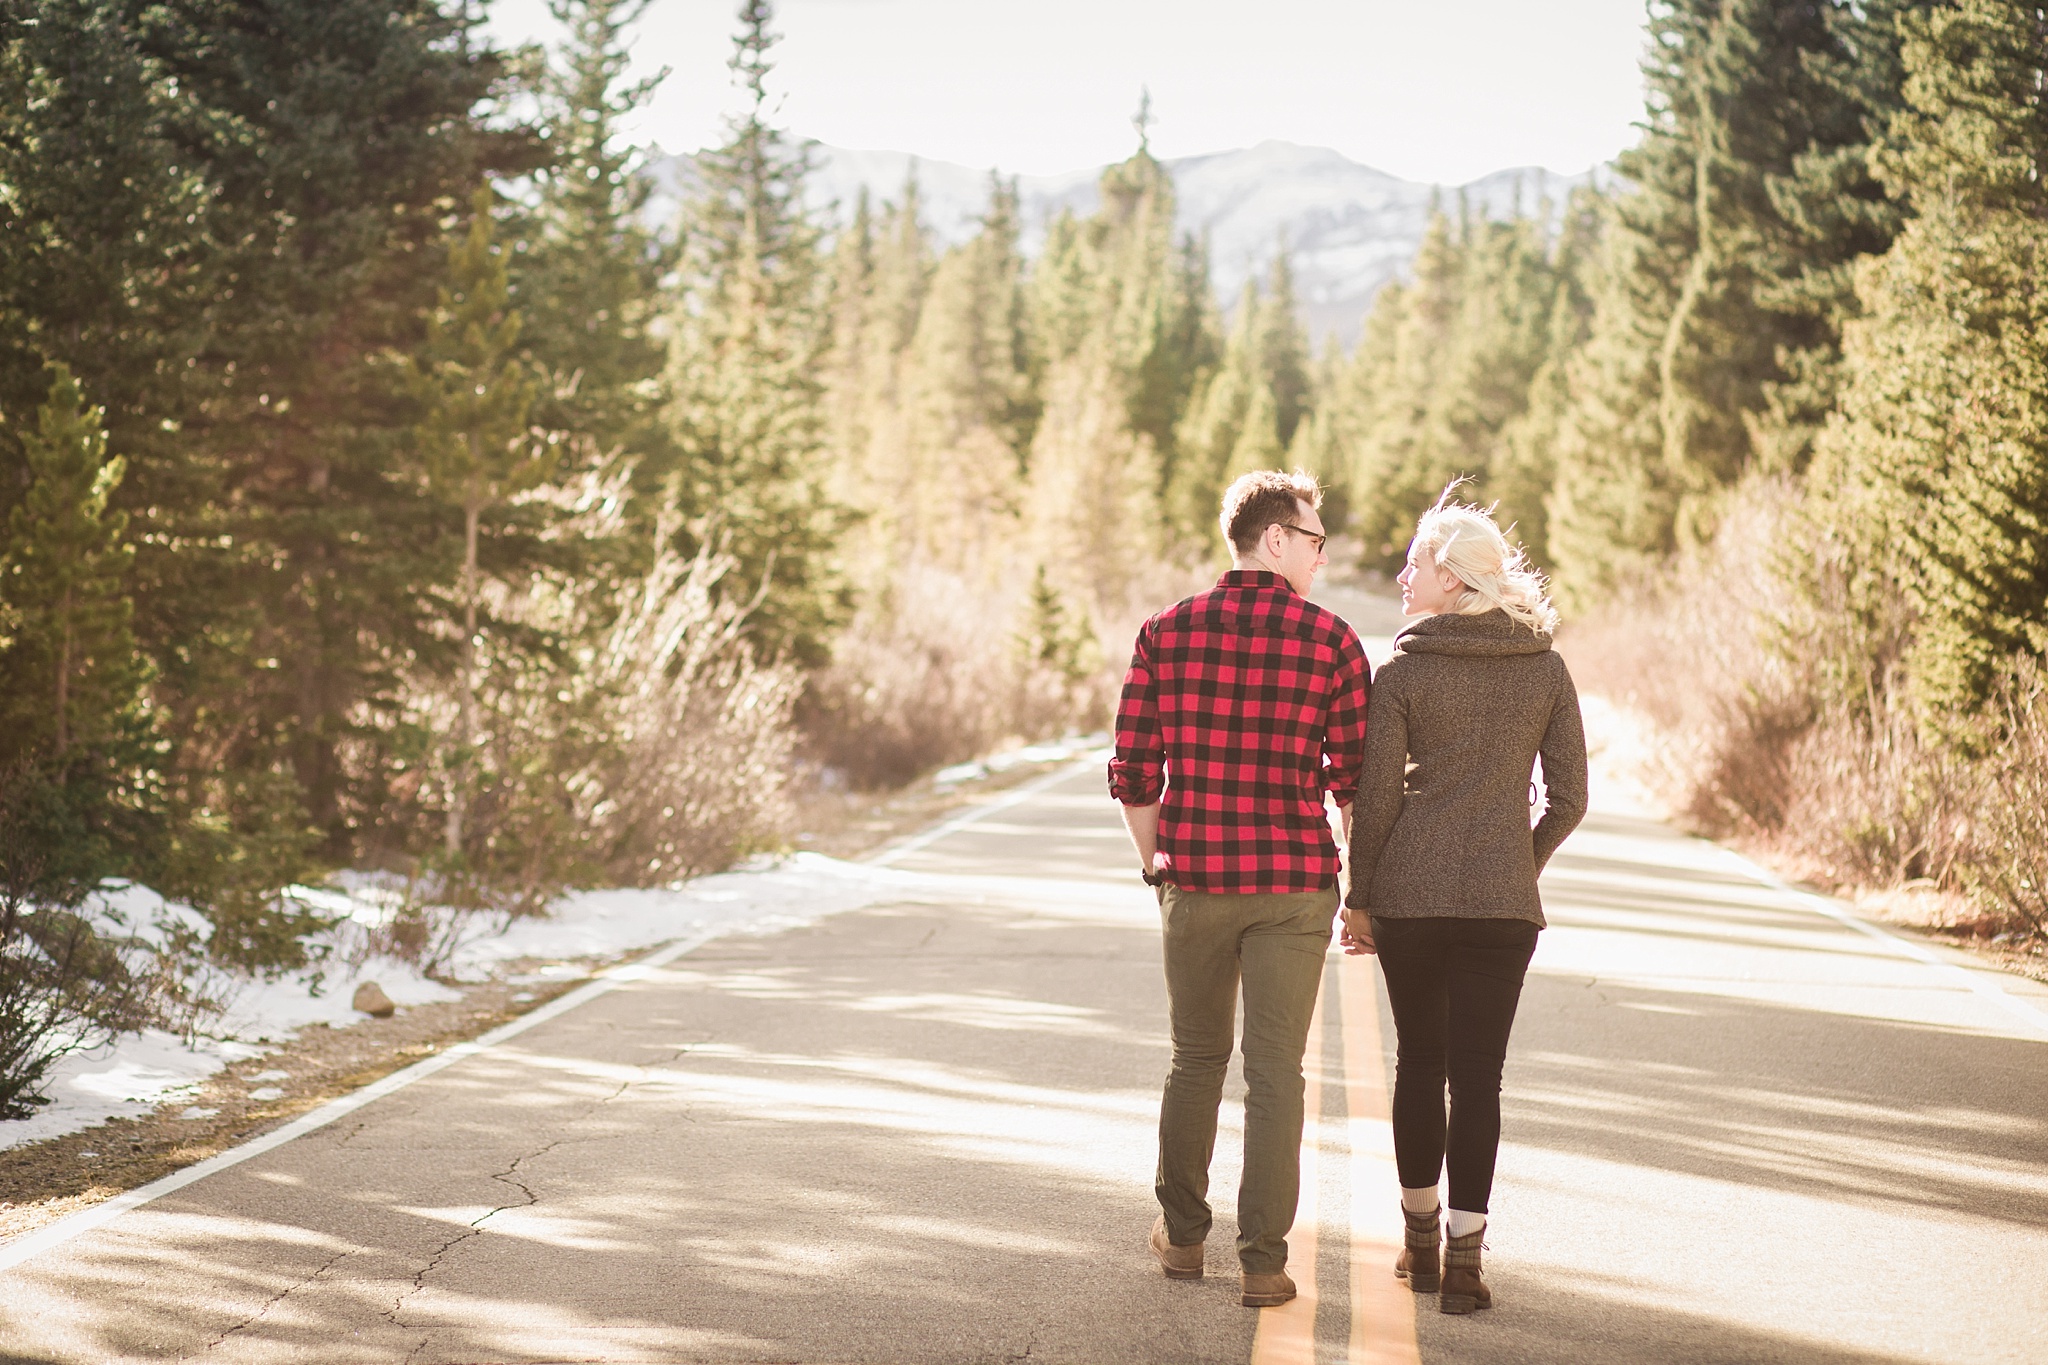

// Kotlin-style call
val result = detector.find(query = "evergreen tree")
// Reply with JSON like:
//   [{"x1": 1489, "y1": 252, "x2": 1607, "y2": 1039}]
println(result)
[
  {"x1": 1344, "y1": 210, "x2": 1465, "y2": 566},
  {"x1": 899, "y1": 176, "x2": 1037, "y2": 564},
  {"x1": 0, "y1": 368, "x2": 162, "y2": 1059},
  {"x1": 0, "y1": 0, "x2": 534, "y2": 900},
  {"x1": 1169, "y1": 280, "x2": 1267, "y2": 542},
  {"x1": 1025, "y1": 143, "x2": 1215, "y2": 610},
  {"x1": 1257, "y1": 252, "x2": 1313, "y2": 451},
  {"x1": 1494, "y1": 189, "x2": 1602, "y2": 566},
  {"x1": 836, "y1": 174, "x2": 934, "y2": 564},
  {"x1": 1813, "y1": 0, "x2": 2048, "y2": 736},
  {"x1": 0, "y1": 367, "x2": 146, "y2": 768},
  {"x1": 520, "y1": 0, "x2": 676, "y2": 476},
  {"x1": 1546, "y1": 0, "x2": 1906, "y2": 603},
  {"x1": 403, "y1": 190, "x2": 554, "y2": 857},
  {"x1": 665, "y1": 0, "x2": 842, "y2": 665},
  {"x1": 821, "y1": 187, "x2": 877, "y2": 515},
  {"x1": 1161, "y1": 254, "x2": 1306, "y2": 548}
]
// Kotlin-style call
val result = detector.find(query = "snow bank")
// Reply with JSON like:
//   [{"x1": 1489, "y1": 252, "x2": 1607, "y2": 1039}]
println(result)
[{"x1": 928, "y1": 732, "x2": 1107, "y2": 790}]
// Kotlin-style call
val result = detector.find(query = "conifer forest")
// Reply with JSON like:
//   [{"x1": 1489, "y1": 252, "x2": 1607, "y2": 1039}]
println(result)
[{"x1": 6, "y1": 0, "x2": 2048, "y2": 1109}]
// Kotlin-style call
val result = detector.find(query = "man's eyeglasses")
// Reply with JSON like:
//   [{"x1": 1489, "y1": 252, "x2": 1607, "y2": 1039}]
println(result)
[{"x1": 1279, "y1": 523, "x2": 1327, "y2": 553}]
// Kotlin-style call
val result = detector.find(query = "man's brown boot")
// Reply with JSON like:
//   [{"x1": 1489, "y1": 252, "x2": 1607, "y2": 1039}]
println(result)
[
  {"x1": 1440, "y1": 1227, "x2": 1491, "y2": 1314},
  {"x1": 1149, "y1": 1214, "x2": 1204, "y2": 1279},
  {"x1": 1394, "y1": 1206, "x2": 1440, "y2": 1293},
  {"x1": 1240, "y1": 1269, "x2": 1296, "y2": 1307}
]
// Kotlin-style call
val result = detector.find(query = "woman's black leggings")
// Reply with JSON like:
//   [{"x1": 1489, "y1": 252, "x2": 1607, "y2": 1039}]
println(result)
[{"x1": 1372, "y1": 915, "x2": 1540, "y2": 1215}]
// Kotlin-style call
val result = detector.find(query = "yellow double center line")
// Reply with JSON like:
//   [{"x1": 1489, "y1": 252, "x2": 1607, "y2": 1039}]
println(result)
[{"x1": 1251, "y1": 956, "x2": 1423, "y2": 1365}]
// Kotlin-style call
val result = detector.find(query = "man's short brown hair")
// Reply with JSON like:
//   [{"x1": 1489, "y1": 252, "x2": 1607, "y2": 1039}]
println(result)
[{"x1": 1219, "y1": 469, "x2": 1323, "y2": 552}]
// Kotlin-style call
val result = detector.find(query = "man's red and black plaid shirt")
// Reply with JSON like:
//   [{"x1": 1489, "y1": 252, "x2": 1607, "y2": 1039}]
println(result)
[{"x1": 1109, "y1": 569, "x2": 1371, "y2": 894}]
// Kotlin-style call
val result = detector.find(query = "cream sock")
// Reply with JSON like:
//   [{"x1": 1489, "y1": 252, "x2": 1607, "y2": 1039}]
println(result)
[
  {"x1": 1400, "y1": 1185, "x2": 1440, "y2": 1216},
  {"x1": 1447, "y1": 1209, "x2": 1486, "y2": 1239}
]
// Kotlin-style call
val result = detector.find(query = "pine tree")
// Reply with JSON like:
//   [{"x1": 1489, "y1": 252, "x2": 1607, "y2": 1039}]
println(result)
[
  {"x1": 0, "y1": 367, "x2": 146, "y2": 767},
  {"x1": 520, "y1": 0, "x2": 676, "y2": 474},
  {"x1": 1257, "y1": 253, "x2": 1313, "y2": 451},
  {"x1": 898, "y1": 176, "x2": 1037, "y2": 564},
  {"x1": 1346, "y1": 210, "x2": 1465, "y2": 567},
  {"x1": 0, "y1": 367, "x2": 160, "y2": 1021},
  {"x1": 665, "y1": 0, "x2": 842, "y2": 665},
  {"x1": 821, "y1": 188, "x2": 877, "y2": 510},
  {"x1": 403, "y1": 190, "x2": 554, "y2": 857},
  {"x1": 1024, "y1": 141, "x2": 1214, "y2": 610},
  {"x1": 836, "y1": 174, "x2": 935, "y2": 564},
  {"x1": 1813, "y1": 0, "x2": 2048, "y2": 737},
  {"x1": 1168, "y1": 280, "x2": 1266, "y2": 542},
  {"x1": 1494, "y1": 190, "x2": 1602, "y2": 567},
  {"x1": 0, "y1": 0, "x2": 532, "y2": 908},
  {"x1": 1546, "y1": 0, "x2": 1905, "y2": 603}
]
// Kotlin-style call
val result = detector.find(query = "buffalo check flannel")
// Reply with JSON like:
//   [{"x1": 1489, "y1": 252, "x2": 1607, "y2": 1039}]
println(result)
[{"x1": 1109, "y1": 569, "x2": 1372, "y2": 894}]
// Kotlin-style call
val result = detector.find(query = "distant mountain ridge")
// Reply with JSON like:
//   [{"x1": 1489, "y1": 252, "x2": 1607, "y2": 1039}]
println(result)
[{"x1": 645, "y1": 140, "x2": 1594, "y2": 343}]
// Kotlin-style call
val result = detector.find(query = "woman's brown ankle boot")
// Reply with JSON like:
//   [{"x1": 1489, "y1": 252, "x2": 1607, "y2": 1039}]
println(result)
[
  {"x1": 1395, "y1": 1207, "x2": 1440, "y2": 1293},
  {"x1": 1440, "y1": 1227, "x2": 1491, "y2": 1314}
]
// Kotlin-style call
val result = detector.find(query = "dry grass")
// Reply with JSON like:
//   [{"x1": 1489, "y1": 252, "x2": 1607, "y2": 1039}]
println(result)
[
  {"x1": 1558, "y1": 475, "x2": 1812, "y2": 835},
  {"x1": 1560, "y1": 474, "x2": 2047, "y2": 962},
  {"x1": 802, "y1": 557, "x2": 1119, "y2": 790}
]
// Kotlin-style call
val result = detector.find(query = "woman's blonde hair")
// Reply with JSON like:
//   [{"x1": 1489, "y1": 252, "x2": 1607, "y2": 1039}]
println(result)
[{"x1": 1411, "y1": 481, "x2": 1559, "y2": 635}]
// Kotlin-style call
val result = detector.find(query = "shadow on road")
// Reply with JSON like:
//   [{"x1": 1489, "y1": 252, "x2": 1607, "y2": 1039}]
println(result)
[{"x1": 1, "y1": 893, "x2": 1268, "y2": 1364}]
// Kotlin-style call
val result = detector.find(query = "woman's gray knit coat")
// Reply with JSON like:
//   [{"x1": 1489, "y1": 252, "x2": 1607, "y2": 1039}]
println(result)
[{"x1": 1344, "y1": 609, "x2": 1588, "y2": 926}]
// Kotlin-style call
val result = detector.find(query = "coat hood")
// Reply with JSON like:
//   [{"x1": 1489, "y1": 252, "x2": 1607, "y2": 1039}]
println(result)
[{"x1": 1393, "y1": 609, "x2": 1552, "y2": 659}]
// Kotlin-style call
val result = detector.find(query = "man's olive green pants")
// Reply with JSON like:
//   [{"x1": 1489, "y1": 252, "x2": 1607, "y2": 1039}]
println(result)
[{"x1": 1155, "y1": 883, "x2": 1336, "y2": 1274}]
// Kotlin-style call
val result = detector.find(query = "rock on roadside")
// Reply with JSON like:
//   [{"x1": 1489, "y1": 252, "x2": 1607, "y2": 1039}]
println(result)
[{"x1": 351, "y1": 981, "x2": 397, "y2": 1018}]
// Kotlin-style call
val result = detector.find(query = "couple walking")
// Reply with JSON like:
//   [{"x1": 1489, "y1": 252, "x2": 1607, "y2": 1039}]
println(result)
[{"x1": 1110, "y1": 468, "x2": 1588, "y2": 1313}]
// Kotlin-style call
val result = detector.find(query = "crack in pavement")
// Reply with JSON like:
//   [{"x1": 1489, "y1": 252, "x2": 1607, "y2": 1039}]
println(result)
[
  {"x1": 383, "y1": 1138, "x2": 563, "y2": 1333},
  {"x1": 380, "y1": 1067, "x2": 650, "y2": 1337},
  {"x1": 202, "y1": 1245, "x2": 357, "y2": 1351}
]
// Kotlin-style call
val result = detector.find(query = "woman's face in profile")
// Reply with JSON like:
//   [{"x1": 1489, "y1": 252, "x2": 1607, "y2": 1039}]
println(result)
[{"x1": 1398, "y1": 541, "x2": 1465, "y2": 618}]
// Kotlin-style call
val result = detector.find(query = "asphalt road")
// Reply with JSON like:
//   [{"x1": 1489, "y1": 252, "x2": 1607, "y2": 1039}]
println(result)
[{"x1": 4, "y1": 746, "x2": 2048, "y2": 1362}]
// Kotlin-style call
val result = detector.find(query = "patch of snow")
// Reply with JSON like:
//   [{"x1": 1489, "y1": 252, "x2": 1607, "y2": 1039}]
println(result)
[
  {"x1": 3, "y1": 1028, "x2": 233, "y2": 1151},
  {"x1": 933, "y1": 761, "x2": 986, "y2": 788}
]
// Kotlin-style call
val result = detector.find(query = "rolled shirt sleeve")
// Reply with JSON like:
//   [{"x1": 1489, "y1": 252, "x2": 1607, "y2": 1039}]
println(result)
[
  {"x1": 1108, "y1": 623, "x2": 1165, "y2": 806},
  {"x1": 1321, "y1": 632, "x2": 1371, "y2": 807}
]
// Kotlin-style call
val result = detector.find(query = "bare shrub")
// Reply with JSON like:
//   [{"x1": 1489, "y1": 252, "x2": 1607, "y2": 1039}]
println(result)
[
  {"x1": 359, "y1": 474, "x2": 803, "y2": 907},
  {"x1": 585, "y1": 536, "x2": 803, "y2": 881},
  {"x1": 1954, "y1": 667, "x2": 2048, "y2": 940},
  {"x1": 804, "y1": 557, "x2": 1116, "y2": 789},
  {"x1": 1560, "y1": 475, "x2": 2018, "y2": 933},
  {"x1": 1559, "y1": 475, "x2": 1813, "y2": 834},
  {"x1": 1776, "y1": 697, "x2": 1973, "y2": 889}
]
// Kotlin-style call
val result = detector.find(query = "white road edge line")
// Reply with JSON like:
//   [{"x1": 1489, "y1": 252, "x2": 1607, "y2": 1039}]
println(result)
[
  {"x1": 1, "y1": 751, "x2": 1105, "y2": 1274},
  {"x1": 865, "y1": 756, "x2": 1100, "y2": 867},
  {"x1": 1697, "y1": 840, "x2": 2048, "y2": 1039},
  {"x1": 0, "y1": 928, "x2": 718, "y2": 1275}
]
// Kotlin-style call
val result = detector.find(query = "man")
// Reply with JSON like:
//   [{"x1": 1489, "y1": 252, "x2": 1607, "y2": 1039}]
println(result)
[{"x1": 1109, "y1": 469, "x2": 1371, "y2": 1308}]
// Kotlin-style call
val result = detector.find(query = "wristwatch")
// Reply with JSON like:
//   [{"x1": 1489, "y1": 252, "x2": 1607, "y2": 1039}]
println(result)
[{"x1": 1141, "y1": 867, "x2": 1168, "y2": 887}]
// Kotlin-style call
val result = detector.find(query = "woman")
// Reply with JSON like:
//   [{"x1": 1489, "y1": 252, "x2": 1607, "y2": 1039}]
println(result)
[{"x1": 1342, "y1": 485, "x2": 1587, "y2": 1315}]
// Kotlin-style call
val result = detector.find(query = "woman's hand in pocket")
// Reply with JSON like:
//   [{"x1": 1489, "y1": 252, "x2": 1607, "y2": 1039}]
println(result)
[{"x1": 1338, "y1": 906, "x2": 1377, "y2": 956}]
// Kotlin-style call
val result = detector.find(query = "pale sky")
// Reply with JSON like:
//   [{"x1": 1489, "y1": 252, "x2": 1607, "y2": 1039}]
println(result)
[{"x1": 483, "y1": 0, "x2": 1651, "y2": 185}]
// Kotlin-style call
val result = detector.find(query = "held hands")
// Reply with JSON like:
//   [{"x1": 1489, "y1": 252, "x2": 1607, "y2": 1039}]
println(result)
[{"x1": 1338, "y1": 905, "x2": 1377, "y2": 956}]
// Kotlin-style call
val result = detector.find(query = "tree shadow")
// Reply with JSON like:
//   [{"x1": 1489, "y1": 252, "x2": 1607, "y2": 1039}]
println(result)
[{"x1": 0, "y1": 896, "x2": 1266, "y2": 1364}]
